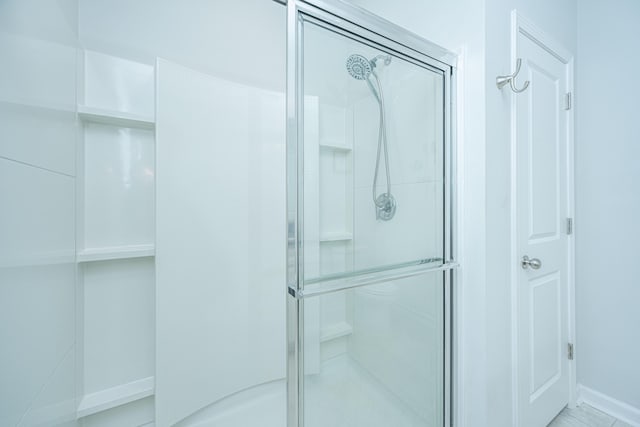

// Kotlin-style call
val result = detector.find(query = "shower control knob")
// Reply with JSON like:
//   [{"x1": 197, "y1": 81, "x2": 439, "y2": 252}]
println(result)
[{"x1": 521, "y1": 255, "x2": 542, "y2": 270}]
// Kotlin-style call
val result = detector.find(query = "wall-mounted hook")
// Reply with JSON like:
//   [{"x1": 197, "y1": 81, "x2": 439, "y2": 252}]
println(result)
[{"x1": 496, "y1": 58, "x2": 530, "y2": 93}]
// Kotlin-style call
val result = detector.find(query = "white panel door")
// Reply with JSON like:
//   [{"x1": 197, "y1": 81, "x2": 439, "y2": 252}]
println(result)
[{"x1": 516, "y1": 32, "x2": 570, "y2": 427}]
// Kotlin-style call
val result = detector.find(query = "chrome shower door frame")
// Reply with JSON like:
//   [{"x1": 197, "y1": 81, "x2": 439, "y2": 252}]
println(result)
[{"x1": 285, "y1": 1, "x2": 458, "y2": 426}]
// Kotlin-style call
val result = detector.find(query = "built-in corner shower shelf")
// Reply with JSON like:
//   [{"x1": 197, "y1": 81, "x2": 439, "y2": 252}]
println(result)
[
  {"x1": 76, "y1": 244, "x2": 155, "y2": 263},
  {"x1": 76, "y1": 376, "x2": 155, "y2": 418},
  {"x1": 319, "y1": 232, "x2": 353, "y2": 242},
  {"x1": 78, "y1": 105, "x2": 155, "y2": 129},
  {"x1": 319, "y1": 142, "x2": 352, "y2": 152},
  {"x1": 320, "y1": 321, "x2": 353, "y2": 343}
]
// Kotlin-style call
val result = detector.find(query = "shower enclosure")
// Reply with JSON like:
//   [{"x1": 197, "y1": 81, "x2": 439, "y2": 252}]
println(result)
[
  {"x1": 286, "y1": 1, "x2": 456, "y2": 426},
  {"x1": 0, "y1": 0, "x2": 455, "y2": 426}
]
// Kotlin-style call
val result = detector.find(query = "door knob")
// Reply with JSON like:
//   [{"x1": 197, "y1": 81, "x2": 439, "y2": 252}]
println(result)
[{"x1": 521, "y1": 255, "x2": 542, "y2": 270}]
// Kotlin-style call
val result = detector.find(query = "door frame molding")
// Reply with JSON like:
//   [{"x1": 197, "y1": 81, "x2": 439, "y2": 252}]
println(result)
[{"x1": 509, "y1": 10, "x2": 576, "y2": 427}]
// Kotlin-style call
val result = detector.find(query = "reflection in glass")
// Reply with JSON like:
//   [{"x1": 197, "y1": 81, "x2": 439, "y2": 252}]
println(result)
[
  {"x1": 303, "y1": 273, "x2": 444, "y2": 427},
  {"x1": 302, "y1": 20, "x2": 445, "y2": 285},
  {"x1": 299, "y1": 15, "x2": 449, "y2": 427}
]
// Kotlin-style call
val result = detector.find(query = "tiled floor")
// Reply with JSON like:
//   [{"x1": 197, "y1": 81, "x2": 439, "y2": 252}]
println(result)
[{"x1": 549, "y1": 403, "x2": 633, "y2": 427}]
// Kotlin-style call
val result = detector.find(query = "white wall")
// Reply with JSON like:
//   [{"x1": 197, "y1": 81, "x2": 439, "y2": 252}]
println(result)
[{"x1": 576, "y1": 0, "x2": 640, "y2": 413}]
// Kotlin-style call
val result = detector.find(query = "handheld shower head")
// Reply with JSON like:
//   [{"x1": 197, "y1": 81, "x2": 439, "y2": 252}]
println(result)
[
  {"x1": 345, "y1": 52, "x2": 396, "y2": 221},
  {"x1": 346, "y1": 54, "x2": 372, "y2": 80},
  {"x1": 346, "y1": 54, "x2": 392, "y2": 80}
]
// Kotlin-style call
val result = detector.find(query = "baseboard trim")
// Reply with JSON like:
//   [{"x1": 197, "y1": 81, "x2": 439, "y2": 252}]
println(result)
[{"x1": 577, "y1": 384, "x2": 640, "y2": 426}]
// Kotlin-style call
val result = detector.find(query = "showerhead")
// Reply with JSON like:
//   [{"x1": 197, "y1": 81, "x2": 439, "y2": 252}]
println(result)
[
  {"x1": 346, "y1": 54, "x2": 392, "y2": 81},
  {"x1": 346, "y1": 54, "x2": 372, "y2": 80}
]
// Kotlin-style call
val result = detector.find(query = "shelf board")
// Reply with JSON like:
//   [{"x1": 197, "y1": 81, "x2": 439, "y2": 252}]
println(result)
[
  {"x1": 0, "y1": 251, "x2": 75, "y2": 268},
  {"x1": 77, "y1": 376, "x2": 154, "y2": 418},
  {"x1": 1, "y1": 98, "x2": 76, "y2": 115},
  {"x1": 319, "y1": 143, "x2": 352, "y2": 152},
  {"x1": 77, "y1": 244, "x2": 155, "y2": 263},
  {"x1": 320, "y1": 321, "x2": 353, "y2": 342},
  {"x1": 78, "y1": 105, "x2": 155, "y2": 129},
  {"x1": 319, "y1": 232, "x2": 353, "y2": 242}
]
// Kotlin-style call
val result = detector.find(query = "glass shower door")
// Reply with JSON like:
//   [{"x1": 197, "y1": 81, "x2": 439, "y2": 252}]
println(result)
[{"x1": 286, "y1": 2, "x2": 456, "y2": 427}]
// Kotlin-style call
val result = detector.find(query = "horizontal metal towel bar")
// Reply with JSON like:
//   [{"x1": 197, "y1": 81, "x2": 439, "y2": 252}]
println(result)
[{"x1": 289, "y1": 261, "x2": 458, "y2": 299}]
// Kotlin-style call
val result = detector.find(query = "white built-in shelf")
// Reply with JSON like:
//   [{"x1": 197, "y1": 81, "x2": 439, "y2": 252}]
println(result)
[
  {"x1": 77, "y1": 376, "x2": 155, "y2": 418},
  {"x1": 77, "y1": 244, "x2": 155, "y2": 263},
  {"x1": 320, "y1": 142, "x2": 352, "y2": 152},
  {"x1": 319, "y1": 232, "x2": 353, "y2": 242},
  {"x1": 78, "y1": 105, "x2": 155, "y2": 129},
  {"x1": 1, "y1": 98, "x2": 76, "y2": 114},
  {"x1": 0, "y1": 251, "x2": 76, "y2": 268},
  {"x1": 320, "y1": 321, "x2": 353, "y2": 343}
]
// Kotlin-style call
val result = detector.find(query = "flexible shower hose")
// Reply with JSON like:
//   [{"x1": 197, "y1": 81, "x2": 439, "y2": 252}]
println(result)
[{"x1": 367, "y1": 69, "x2": 392, "y2": 208}]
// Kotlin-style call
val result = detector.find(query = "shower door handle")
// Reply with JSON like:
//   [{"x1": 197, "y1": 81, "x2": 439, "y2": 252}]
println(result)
[{"x1": 521, "y1": 255, "x2": 542, "y2": 270}]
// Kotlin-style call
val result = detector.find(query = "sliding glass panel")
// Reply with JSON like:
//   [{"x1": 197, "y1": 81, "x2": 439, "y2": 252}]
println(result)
[
  {"x1": 302, "y1": 18, "x2": 445, "y2": 286},
  {"x1": 303, "y1": 272, "x2": 445, "y2": 427}
]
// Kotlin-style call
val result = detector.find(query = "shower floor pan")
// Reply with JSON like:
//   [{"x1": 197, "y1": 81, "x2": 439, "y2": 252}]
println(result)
[{"x1": 183, "y1": 355, "x2": 429, "y2": 427}]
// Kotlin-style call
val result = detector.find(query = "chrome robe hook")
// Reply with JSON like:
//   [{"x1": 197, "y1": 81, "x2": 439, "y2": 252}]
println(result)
[{"x1": 496, "y1": 58, "x2": 530, "y2": 93}]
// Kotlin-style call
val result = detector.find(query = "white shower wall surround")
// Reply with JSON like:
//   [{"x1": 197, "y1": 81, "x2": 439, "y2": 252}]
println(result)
[
  {"x1": 0, "y1": 1, "x2": 450, "y2": 426},
  {"x1": 0, "y1": 0, "x2": 288, "y2": 425},
  {"x1": 87, "y1": 51, "x2": 287, "y2": 426},
  {"x1": 155, "y1": 58, "x2": 287, "y2": 427},
  {"x1": 0, "y1": 1, "x2": 79, "y2": 425}
]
